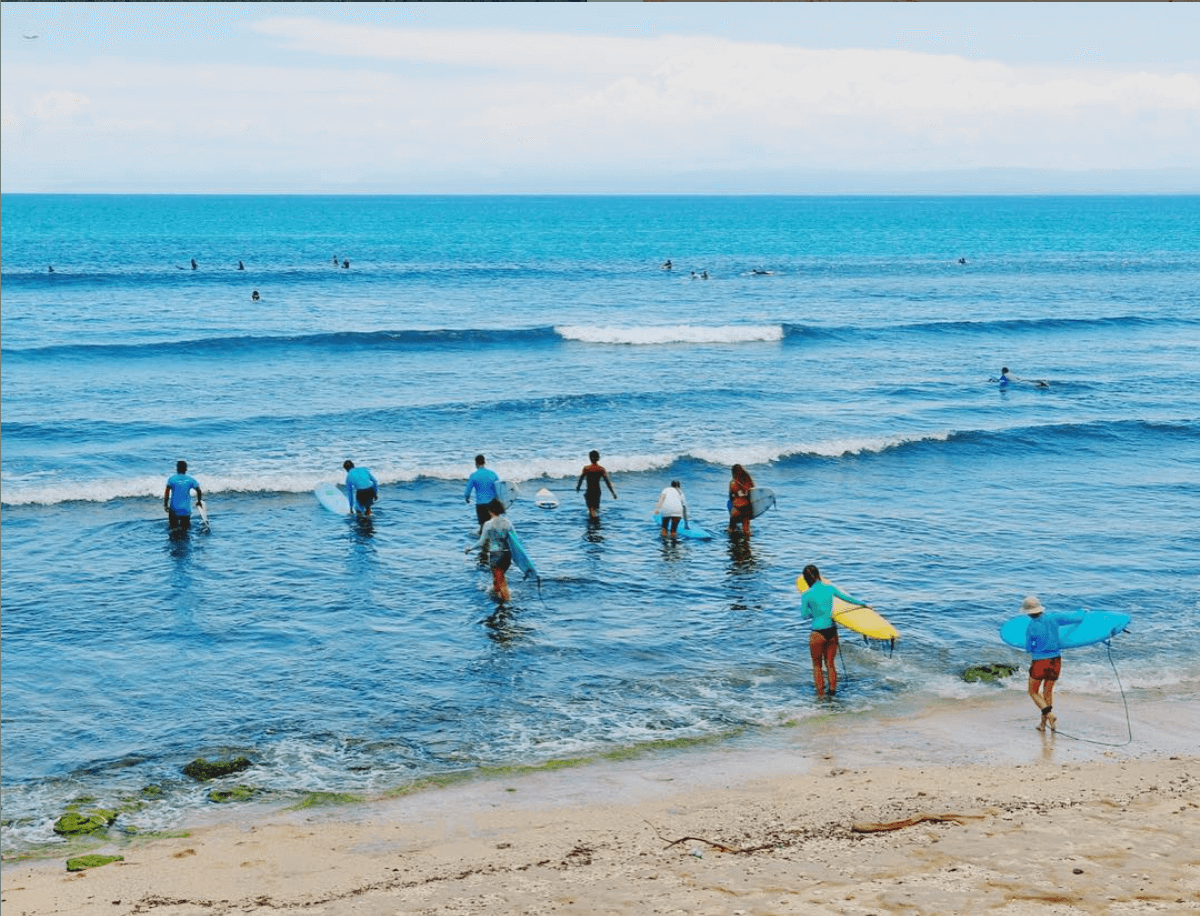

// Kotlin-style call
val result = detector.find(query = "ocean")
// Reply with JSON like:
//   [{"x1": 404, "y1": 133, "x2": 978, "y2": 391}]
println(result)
[{"x1": 2, "y1": 194, "x2": 1198, "y2": 857}]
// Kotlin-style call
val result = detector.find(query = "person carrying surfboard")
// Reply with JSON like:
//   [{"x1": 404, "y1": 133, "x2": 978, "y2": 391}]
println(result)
[
  {"x1": 342, "y1": 460, "x2": 379, "y2": 517},
  {"x1": 464, "y1": 498, "x2": 513, "y2": 603},
  {"x1": 797, "y1": 564, "x2": 868, "y2": 699},
  {"x1": 163, "y1": 460, "x2": 203, "y2": 535},
  {"x1": 727, "y1": 464, "x2": 755, "y2": 536},
  {"x1": 1020, "y1": 595, "x2": 1085, "y2": 733},
  {"x1": 576, "y1": 450, "x2": 617, "y2": 520},
  {"x1": 464, "y1": 454, "x2": 501, "y2": 535}
]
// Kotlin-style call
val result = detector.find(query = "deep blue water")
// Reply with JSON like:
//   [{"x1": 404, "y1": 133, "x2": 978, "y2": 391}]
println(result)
[{"x1": 3, "y1": 195, "x2": 1199, "y2": 856}]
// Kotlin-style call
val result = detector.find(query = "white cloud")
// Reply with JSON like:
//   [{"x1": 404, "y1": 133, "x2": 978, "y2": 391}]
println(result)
[{"x1": 2, "y1": 20, "x2": 1197, "y2": 191}]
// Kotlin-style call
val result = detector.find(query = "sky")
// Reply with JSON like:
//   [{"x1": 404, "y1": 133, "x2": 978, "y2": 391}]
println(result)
[{"x1": 2, "y1": 2, "x2": 1198, "y2": 194}]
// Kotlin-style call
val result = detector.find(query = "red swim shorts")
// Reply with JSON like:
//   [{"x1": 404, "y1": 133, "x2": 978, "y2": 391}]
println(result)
[{"x1": 1029, "y1": 657, "x2": 1062, "y2": 682}]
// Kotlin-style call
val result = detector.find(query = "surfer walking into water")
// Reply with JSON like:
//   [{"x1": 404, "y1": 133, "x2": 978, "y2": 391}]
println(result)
[
  {"x1": 164, "y1": 460, "x2": 203, "y2": 535},
  {"x1": 798, "y1": 564, "x2": 867, "y2": 699},
  {"x1": 342, "y1": 460, "x2": 379, "y2": 517},
  {"x1": 653, "y1": 479, "x2": 688, "y2": 539},
  {"x1": 465, "y1": 499, "x2": 513, "y2": 602},
  {"x1": 576, "y1": 450, "x2": 617, "y2": 520},
  {"x1": 464, "y1": 454, "x2": 500, "y2": 535},
  {"x1": 727, "y1": 464, "x2": 755, "y2": 536},
  {"x1": 1021, "y1": 595, "x2": 1085, "y2": 732}
]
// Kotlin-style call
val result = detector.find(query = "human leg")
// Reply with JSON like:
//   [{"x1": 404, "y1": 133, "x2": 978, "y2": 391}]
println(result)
[
  {"x1": 808, "y1": 631, "x2": 829, "y2": 697},
  {"x1": 823, "y1": 634, "x2": 839, "y2": 695}
]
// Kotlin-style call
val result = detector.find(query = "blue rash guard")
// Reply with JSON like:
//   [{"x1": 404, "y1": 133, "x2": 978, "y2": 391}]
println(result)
[
  {"x1": 165, "y1": 473, "x2": 200, "y2": 515},
  {"x1": 464, "y1": 467, "x2": 500, "y2": 505},
  {"x1": 1024, "y1": 611, "x2": 1086, "y2": 660},
  {"x1": 345, "y1": 466, "x2": 379, "y2": 511},
  {"x1": 799, "y1": 581, "x2": 866, "y2": 631}
]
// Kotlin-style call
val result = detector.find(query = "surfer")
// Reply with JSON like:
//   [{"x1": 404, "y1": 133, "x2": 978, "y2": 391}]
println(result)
[
  {"x1": 653, "y1": 480, "x2": 688, "y2": 539},
  {"x1": 797, "y1": 565, "x2": 866, "y2": 699},
  {"x1": 997, "y1": 367, "x2": 1012, "y2": 387},
  {"x1": 661, "y1": 259, "x2": 673, "y2": 270},
  {"x1": 576, "y1": 450, "x2": 618, "y2": 520},
  {"x1": 465, "y1": 499, "x2": 513, "y2": 603},
  {"x1": 238, "y1": 260, "x2": 245, "y2": 271},
  {"x1": 191, "y1": 259, "x2": 198, "y2": 270},
  {"x1": 342, "y1": 460, "x2": 379, "y2": 517},
  {"x1": 464, "y1": 454, "x2": 501, "y2": 535},
  {"x1": 1020, "y1": 595, "x2": 1085, "y2": 732},
  {"x1": 251, "y1": 290, "x2": 260, "y2": 302},
  {"x1": 727, "y1": 464, "x2": 755, "y2": 536},
  {"x1": 163, "y1": 460, "x2": 203, "y2": 535}
]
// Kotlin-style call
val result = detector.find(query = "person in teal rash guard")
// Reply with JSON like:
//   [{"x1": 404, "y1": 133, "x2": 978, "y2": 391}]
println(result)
[
  {"x1": 1021, "y1": 595, "x2": 1085, "y2": 733},
  {"x1": 342, "y1": 460, "x2": 379, "y2": 517},
  {"x1": 463, "y1": 454, "x2": 500, "y2": 535},
  {"x1": 798, "y1": 564, "x2": 867, "y2": 699},
  {"x1": 164, "y1": 460, "x2": 203, "y2": 534}
]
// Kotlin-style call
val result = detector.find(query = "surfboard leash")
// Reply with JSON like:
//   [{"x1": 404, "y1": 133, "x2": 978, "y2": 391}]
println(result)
[{"x1": 1050, "y1": 639, "x2": 1133, "y2": 747}]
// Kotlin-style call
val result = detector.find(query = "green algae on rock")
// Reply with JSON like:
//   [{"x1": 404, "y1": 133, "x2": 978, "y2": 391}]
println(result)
[
  {"x1": 207, "y1": 784, "x2": 258, "y2": 803},
  {"x1": 183, "y1": 756, "x2": 252, "y2": 781},
  {"x1": 961, "y1": 663, "x2": 1018, "y2": 683},
  {"x1": 66, "y1": 853, "x2": 124, "y2": 872},
  {"x1": 53, "y1": 809, "x2": 117, "y2": 836}
]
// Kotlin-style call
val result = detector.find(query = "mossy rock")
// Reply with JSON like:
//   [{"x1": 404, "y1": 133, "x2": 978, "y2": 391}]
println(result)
[
  {"x1": 183, "y1": 756, "x2": 252, "y2": 781},
  {"x1": 208, "y1": 784, "x2": 258, "y2": 803},
  {"x1": 140, "y1": 784, "x2": 165, "y2": 798},
  {"x1": 287, "y1": 791, "x2": 360, "y2": 811},
  {"x1": 962, "y1": 663, "x2": 1018, "y2": 684},
  {"x1": 66, "y1": 854, "x2": 124, "y2": 872},
  {"x1": 53, "y1": 809, "x2": 117, "y2": 836}
]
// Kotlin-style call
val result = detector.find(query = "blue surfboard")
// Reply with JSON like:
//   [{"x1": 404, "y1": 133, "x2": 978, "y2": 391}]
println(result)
[
  {"x1": 507, "y1": 529, "x2": 539, "y2": 583},
  {"x1": 1000, "y1": 610, "x2": 1130, "y2": 650},
  {"x1": 653, "y1": 515, "x2": 714, "y2": 540}
]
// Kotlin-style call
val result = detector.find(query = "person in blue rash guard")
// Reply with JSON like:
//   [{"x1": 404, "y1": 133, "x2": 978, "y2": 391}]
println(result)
[
  {"x1": 798, "y1": 564, "x2": 867, "y2": 699},
  {"x1": 463, "y1": 454, "x2": 500, "y2": 535},
  {"x1": 342, "y1": 460, "x2": 379, "y2": 517},
  {"x1": 164, "y1": 460, "x2": 203, "y2": 534},
  {"x1": 1021, "y1": 595, "x2": 1085, "y2": 733}
]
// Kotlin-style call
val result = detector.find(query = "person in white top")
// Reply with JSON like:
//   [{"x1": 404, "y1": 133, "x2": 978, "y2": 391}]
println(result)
[{"x1": 653, "y1": 480, "x2": 688, "y2": 539}]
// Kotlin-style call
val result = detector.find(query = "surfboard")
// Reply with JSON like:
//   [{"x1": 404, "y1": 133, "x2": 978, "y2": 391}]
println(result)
[
  {"x1": 534, "y1": 487, "x2": 560, "y2": 509},
  {"x1": 507, "y1": 529, "x2": 539, "y2": 582},
  {"x1": 653, "y1": 514, "x2": 714, "y2": 540},
  {"x1": 314, "y1": 482, "x2": 350, "y2": 515},
  {"x1": 999, "y1": 611, "x2": 1130, "y2": 651},
  {"x1": 495, "y1": 480, "x2": 520, "y2": 510},
  {"x1": 796, "y1": 576, "x2": 898, "y2": 641},
  {"x1": 196, "y1": 498, "x2": 209, "y2": 528},
  {"x1": 747, "y1": 487, "x2": 776, "y2": 520}
]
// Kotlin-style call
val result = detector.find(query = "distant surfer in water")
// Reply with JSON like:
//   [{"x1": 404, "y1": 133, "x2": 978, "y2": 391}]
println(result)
[
  {"x1": 164, "y1": 460, "x2": 203, "y2": 535},
  {"x1": 465, "y1": 499, "x2": 513, "y2": 602},
  {"x1": 1020, "y1": 595, "x2": 1085, "y2": 733},
  {"x1": 798, "y1": 564, "x2": 867, "y2": 699},
  {"x1": 727, "y1": 464, "x2": 755, "y2": 536},
  {"x1": 464, "y1": 454, "x2": 500, "y2": 535},
  {"x1": 998, "y1": 367, "x2": 1012, "y2": 387},
  {"x1": 654, "y1": 480, "x2": 688, "y2": 539},
  {"x1": 191, "y1": 259, "x2": 198, "y2": 270},
  {"x1": 661, "y1": 259, "x2": 673, "y2": 270},
  {"x1": 342, "y1": 460, "x2": 379, "y2": 517},
  {"x1": 576, "y1": 450, "x2": 617, "y2": 520},
  {"x1": 251, "y1": 290, "x2": 260, "y2": 302}
]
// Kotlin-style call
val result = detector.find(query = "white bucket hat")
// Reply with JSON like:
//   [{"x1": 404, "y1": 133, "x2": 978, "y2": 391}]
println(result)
[{"x1": 1021, "y1": 595, "x2": 1045, "y2": 615}]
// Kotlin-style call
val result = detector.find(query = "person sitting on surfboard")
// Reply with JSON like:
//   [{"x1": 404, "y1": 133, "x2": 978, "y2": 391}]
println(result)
[
  {"x1": 798, "y1": 564, "x2": 867, "y2": 699},
  {"x1": 465, "y1": 499, "x2": 513, "y2": 602},
  {"x1": 464, "y1": 454, "x2": 501, "y2": 535},
  {"x1": 727, "y1": 464, "x2": 755, "y2": 536},
  {"x1": 1021, "y1": 595, "x2": 1085, "y2": 733},
  {"x1": 576, "y1": 450, "x2": 617, "y2": 520},
  {"x1": 653, "y1": 480, "x2": 689, "y2": 539},
  {"x1": 342, "y1": 460, "x2": 379, "y2": 517},
  {"x1": 164, "y1": 460, "x2": 203, "y2": 535},
  {"x1": 998, "y1": 367, "x2": 1012, "y2": 386}
]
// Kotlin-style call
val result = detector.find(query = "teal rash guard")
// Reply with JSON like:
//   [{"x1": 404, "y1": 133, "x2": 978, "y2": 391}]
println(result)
[
  {"x1": 800, "y1": 581, "x2": 866, "y2": 631},
  {"x1": 165, "y1": 473, "x2": 200, "y2": 515},
  {"x1": 1025, "y1": 611, "x2": 1086, "y2": 660}
]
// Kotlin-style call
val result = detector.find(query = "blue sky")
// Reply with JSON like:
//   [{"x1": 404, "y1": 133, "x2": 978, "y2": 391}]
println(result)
[{"x1": 3, "y1": 2, "x2": 1198, "y2": 193}]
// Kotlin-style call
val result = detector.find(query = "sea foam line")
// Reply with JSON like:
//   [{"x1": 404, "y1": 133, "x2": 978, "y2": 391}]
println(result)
[{"x1": 555, "y1": 325, "x2": 784, "y2": 345}]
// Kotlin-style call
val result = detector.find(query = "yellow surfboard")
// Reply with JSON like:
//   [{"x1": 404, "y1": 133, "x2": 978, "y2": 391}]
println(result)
[{"x1": 796, "y1": 576, "x2": 898, "y2": 641}]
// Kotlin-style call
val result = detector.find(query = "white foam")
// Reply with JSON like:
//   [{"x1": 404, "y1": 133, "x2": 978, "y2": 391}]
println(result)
[{"x1": 556, "y1": 324, "x2": 783, "y2": 345}]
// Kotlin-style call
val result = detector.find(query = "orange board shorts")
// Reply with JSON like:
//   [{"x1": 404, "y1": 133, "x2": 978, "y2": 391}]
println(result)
[{"x1": 1029, "y1": 656, "x2": 1062, "y2": 682}]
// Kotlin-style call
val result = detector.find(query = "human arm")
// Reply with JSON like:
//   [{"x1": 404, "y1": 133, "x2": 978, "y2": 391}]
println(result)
[
  {"x1": 193, "y1": 485, "x2": 203, "y2": 508},
  {"x1": 605, "y1": 472, "x2": 618, "y2": 498},
  {"x1": 464, "y1": 475, "x2": 476, "y2": 503},
  {"x1": 164, "y1": 484, "x2": 171, "y2": 512},
  {"x1": 345, "y1": 478, "x2": 356, "y2": 511},
  {"x1": 654, "y1": 490, "x2": 666, "y2": 515},
  {"x1": 576, "y1": 469, "x2": 585, "y2": 492},
  {"x1": 830, "y1": 584, "x2": 867, "y2": 607}
]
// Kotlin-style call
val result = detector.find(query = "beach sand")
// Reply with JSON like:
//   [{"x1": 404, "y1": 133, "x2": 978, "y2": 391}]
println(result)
[{"x1": 4, "y1": 693, "x2": 1198, "y2": 916}]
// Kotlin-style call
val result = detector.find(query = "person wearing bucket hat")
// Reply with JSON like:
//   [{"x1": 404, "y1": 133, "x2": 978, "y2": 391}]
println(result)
[{"x1": 1021, "y1": 595, "x2": 1085, "y2": 732}]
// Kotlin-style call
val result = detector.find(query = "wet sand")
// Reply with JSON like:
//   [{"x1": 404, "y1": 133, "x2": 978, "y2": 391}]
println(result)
[{"x1": 4, "y1": 693, "x2": 1198, "y2": 916}]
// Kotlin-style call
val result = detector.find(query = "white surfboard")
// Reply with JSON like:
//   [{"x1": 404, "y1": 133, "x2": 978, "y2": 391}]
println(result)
[
  {"x1": 747, "y1": 487, "x2": 776, "y2": 519},
  {"x1": 196, "y1": 498, "x2": 209, "y2": 527},
  {"x1": 534, "y1": 487, "x2": 559, "y2": 509},
  {"x1": 495, "y1": 480, "x2": 520, "y2": 509},
  {"x1": 314, "y1": 482, "x2": 350, "y2": 515}
]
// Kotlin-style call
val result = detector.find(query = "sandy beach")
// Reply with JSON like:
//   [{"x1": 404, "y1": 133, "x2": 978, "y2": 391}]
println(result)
[{"x1": 4, "y1": 693, "x2": 1198, "y2": 916}]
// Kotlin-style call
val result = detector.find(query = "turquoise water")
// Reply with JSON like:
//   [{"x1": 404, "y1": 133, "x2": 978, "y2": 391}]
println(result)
[{"x1": 2, "y1": 195, "x2": 1198, "y2": 855}]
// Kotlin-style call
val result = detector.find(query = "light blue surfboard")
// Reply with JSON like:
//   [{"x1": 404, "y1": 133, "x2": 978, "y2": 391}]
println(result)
[
  {"x1": 1000, "y1": 611, "x2": 1130, "y2": 650},
  {"x1": 314, "y1": 482, "x2": 350, "y2": 515},
  {"x1": 653, "y1": 515, "x2": 714, "y2": 540},
  {"x1": 507, "y1": 529, "x2": 539, "y2": 582}
]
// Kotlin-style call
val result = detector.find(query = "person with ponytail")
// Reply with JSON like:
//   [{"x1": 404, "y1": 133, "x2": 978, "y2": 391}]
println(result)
[{"x1": 797, "y1": 564, "x2": 867, "y2": 699}]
